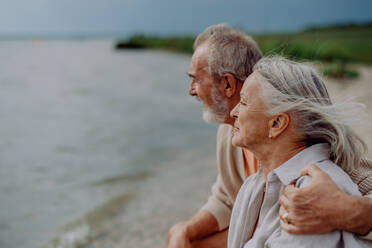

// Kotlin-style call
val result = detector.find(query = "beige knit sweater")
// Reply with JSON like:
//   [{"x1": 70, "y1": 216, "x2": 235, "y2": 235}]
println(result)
[{"x1": 201, "y1": 124, "x2": 372, "y2": 236}]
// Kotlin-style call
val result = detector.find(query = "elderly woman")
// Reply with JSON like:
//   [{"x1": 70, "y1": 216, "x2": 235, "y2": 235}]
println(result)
[{"x1": 228, "y1": 57, "x2": 372, "y2": 247}]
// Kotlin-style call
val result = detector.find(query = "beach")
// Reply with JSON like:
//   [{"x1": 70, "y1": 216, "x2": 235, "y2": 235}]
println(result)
[
  {"x1": 83, "y1": 148, "x2": 217, "y2": 248},
  {"x1": 323, "y1": 64, "x2": 372, "y2": 152},
  {"x1": 45, "y1": 147, "x2": 218, "y2": 248},
  {"x1": 0, "y1": 40, "x2": 218, "y2": 248}
]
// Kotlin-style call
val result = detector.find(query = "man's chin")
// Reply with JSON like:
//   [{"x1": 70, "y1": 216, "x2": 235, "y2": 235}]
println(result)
[{"x1": 202, "y1": 109, "x2": 226, "y2": 124}]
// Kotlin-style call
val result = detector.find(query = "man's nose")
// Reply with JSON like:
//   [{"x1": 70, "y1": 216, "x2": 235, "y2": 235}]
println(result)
[{"x1": 189, "y1": 81, "x2": 196, "y2": 96}]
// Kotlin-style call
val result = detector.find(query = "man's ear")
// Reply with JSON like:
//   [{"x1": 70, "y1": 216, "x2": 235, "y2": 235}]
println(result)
[
  {"x1": 218, "y1": 73, "x2": 237, "y2": 98},
  {"x1": 268, "y1": 113, "x2": 290, "y2": 139}
]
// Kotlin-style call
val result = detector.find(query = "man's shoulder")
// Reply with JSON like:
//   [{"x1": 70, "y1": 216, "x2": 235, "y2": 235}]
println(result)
[
  {"x1": 217, "y1": 124, "x2": 233, "y2": 139},
  {"x1": 216, "y1": 124, "x2": 245, "y2": 177},
  {"x1": 216, "y1": 124, "x2": 242, "y2": 153},
  {"x1": 216, "y1": 124, "x2": 234, "y2": 149}
]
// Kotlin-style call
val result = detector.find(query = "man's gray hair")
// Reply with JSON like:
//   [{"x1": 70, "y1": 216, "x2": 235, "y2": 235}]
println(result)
[
  {"x1": 194, "y1": 24, "x2": 262, "y2": 83},
  {"x1": 254, "y1": 56, "x2": 367, "y2": 173}
]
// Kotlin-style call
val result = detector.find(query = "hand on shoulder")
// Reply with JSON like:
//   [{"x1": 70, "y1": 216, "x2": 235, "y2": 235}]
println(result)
[{"x1": 279, "y1": 164, "x2": 348, "y2": 234}]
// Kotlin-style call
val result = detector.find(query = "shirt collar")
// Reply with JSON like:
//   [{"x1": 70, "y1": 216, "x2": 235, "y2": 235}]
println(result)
[{"x1": 272, "y1": 143, "x2": 330, "y2": 185}]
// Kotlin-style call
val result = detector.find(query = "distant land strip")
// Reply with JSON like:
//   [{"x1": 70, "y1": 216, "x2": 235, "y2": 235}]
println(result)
[{"x1": 116, "y1": 22, "x2": 372, "y2": 63}]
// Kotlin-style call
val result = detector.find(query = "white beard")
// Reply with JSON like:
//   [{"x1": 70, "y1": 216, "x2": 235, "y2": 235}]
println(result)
[
  {"x1": 203, "y1": 108, "x2": 225, "y2": 123},
  {"x1": 202, "y1": 87, "x2": 229, "y2": 124}
]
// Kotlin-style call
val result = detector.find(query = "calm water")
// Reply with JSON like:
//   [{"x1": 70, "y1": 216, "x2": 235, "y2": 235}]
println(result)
[{"x1": 0, "y1": 40, "x2": 216, "y2": 248}]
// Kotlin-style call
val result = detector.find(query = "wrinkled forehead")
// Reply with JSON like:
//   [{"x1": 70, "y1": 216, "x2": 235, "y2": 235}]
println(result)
[
  {"x1": 191, "y1": 43, "x2": 209, "y2": 64},
  {"x1": 190, "y1": 43, "x2": 209, "y2": 73},
  {"x1": 241, "y1": 72, "x2": 262, "y2": 98}
]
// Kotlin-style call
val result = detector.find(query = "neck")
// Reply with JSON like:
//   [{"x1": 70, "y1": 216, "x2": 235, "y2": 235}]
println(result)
[
  {"x1": 224, "y1": 91, "x2": 241, "y2": 126},
  {"x1": 225, "y1": 116, "x2": 235, "y2": 126},
  {"x1": 252, "y1": 139, "x2": 307, "y2": 181}
]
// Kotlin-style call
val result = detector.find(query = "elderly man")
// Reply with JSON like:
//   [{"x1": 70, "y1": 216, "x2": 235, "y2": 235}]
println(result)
[{"x1": 167, "y1": 24, "x2": 372, "y2": 248}]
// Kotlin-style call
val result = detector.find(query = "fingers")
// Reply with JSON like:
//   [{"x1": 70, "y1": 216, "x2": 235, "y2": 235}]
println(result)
[
  {"x1": 300, "y1": 164, "x2": 322, "y2": 177},
  {"x1": 281, "y1": 183, "x2": 305, "y2": 207},
  {"x1": 279, "y1": 211, "x2": 313, "y2": 235},
  {"x1": 279, "y1": 205, "x2": 291, "y2": 224},
  {"x1": 280, "y1": 219, "x2": 303, "y2": 234},
  {"x1": 279, "y1": 193, "x2": 291, "y2": 212},
  {"x1": 280, "y1": 183, "x2": 306, "y2": 214},
  {"x1": 280, "y1": 218, "x2": 331, "y2": 235},
  {"x1": 279, "y1": 205, "x2": 309, "y2": 235},
  {"x1": 281, "y1": 183, "x2": 296, "y2": 198}
]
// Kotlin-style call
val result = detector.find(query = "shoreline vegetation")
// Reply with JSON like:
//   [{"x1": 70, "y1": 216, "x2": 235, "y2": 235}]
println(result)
[{"x1": 115, "y1": 22, "x2": 372, "y2": 78}]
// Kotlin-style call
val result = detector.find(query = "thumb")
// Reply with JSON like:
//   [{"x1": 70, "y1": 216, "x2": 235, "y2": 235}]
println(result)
[{"x1": 300, "y1": 164, "x2": 323, "y2": 178}]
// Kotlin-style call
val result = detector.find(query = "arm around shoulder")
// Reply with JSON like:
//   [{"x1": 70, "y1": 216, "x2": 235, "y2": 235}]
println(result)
[{"x1": 280, "y1": 164, "x2": 372, "y2": 236}]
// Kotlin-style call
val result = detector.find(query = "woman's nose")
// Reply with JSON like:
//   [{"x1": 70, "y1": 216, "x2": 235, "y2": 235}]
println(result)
[{"x1": 230, "y1": 103, "x2": 239, "y2": 119}]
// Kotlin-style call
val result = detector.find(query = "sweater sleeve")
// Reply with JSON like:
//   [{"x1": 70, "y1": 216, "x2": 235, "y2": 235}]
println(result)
[
  {"x1": 349, "y1": 158, "x2": 372, "y2": 196},
  {"x1": 344, "y1": 159, "x2": 372, "y2": 240},
  {"x1": 200, "y1": 124, "x2": 245, "y2": 230},
  {"x1": 200, "y1": 173, "x2": 235, "y2": 230},
  {"x1": 360, "y1": 194, "x2": 372, "y2": 241}
]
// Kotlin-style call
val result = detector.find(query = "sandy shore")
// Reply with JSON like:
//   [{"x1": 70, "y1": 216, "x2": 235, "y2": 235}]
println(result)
[
  {"x1": 75, "y1": 65, "x2": 372, "y2": 248},
  {"x1": 83, "y1": 147, "x2": 218, "y2": 248},
  {"x1": 322, "y1": 65, "x2": 372, "y2": 156}
]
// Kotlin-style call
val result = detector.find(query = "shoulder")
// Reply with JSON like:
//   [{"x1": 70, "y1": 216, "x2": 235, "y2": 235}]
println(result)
[
  {"x1": 215, "y1": 124, "x2": 245, "y2": 178},
  {"x1": 216, "y1": 125, "x2": 232, "y2": 155},
  {"x1": 235, "y1": 171, "x2": 263, "y2": 204},
  {"x1": 243, "y1": 171, "x2": 260, "y2": 187},
  {"x1": 296, "y1": 160, "x2": 361, "y2": 196},
  {"x1": 216, "y1": 124, "x2": 242, "y2": 156},
  {"x1": 217, "y1": 124, "x2": 233, "y2": 141}
]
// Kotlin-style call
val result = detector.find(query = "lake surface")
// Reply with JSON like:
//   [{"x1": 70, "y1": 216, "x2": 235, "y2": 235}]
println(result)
[{"x1": 0, "y1": 40, "x2": 216, "y2": 248}]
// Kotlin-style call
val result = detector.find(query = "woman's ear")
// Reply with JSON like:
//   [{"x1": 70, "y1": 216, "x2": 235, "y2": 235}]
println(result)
[
  {"x1": 218, "y1": 73, "x2": 237, "y2": 98},
  {"x1": 268, "y1": 113, "x2": 290, "y2": 139}
]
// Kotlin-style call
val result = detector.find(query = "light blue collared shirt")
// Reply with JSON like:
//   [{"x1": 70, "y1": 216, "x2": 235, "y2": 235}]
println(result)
[{"x1": 228, "y1": 143, "x2": 372, "y2": 248}]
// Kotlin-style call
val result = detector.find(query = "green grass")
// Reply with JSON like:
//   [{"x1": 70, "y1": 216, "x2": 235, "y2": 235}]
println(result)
[
  {"x1": 321, "y1": 63, "x2": 360, "y2": 79},
  {"x1": 115, "y1": 35, "x2": 195, "y2": 54},
  {"x1": 115, "y1": 26, "x2": 372, "y2": 64},
  {"x1": 254, "y1": 28, "x2": 372, "y2": 63}
]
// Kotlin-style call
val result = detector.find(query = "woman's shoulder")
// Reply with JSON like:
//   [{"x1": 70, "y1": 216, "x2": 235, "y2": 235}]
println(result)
[
  {"x1": 295, "y1": 160, "x2": 361, "y2": 196},
  {"x1": 237, "y1": 170, "x2": 263, "y2": 198}
]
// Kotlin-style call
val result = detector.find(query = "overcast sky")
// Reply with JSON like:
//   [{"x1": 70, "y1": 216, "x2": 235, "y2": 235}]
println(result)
[{"x1": 1, "y1": 0, "x2": 371, "y2": 37}]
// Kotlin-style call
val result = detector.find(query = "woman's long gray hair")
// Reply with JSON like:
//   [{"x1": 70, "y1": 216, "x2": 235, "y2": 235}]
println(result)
[{"x1": 254, "y1": 56, "x2": 367, "y2": 173}]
